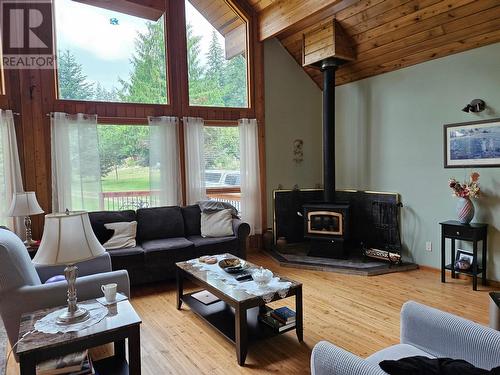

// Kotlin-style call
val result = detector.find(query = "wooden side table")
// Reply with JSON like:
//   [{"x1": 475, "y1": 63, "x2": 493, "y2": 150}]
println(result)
[
  {"x1": 16, "y1": 299, "x2": 142, "y2": 375},
  {"x1": 440, "y1": 220, "x2": 488, "y2": 291}
]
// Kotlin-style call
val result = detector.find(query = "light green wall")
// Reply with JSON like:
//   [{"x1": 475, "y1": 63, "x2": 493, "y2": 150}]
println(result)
[
  {"x1": 264, "y1": 39, "x2": 323, "y2": 227},
  {"x1": 335, "y1": 42, "x2": 500, "y2": 281}
]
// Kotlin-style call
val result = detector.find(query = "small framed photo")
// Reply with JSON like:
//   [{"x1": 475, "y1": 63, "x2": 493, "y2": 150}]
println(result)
[
  {"x1": 444, "y1": 118, "x2": 500, "y2": 168},
  {"x1": 454, "y1": 250, "x2": 474, "y2": 271}
]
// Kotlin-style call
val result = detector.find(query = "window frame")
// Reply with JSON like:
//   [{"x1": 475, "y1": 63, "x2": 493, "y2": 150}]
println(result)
[
  {"x1": 51, "y1": 0, "x2": 171, "y2": 107},
  {"x1": 184, "y1": 0, "x2": 252, "y2": 111}
]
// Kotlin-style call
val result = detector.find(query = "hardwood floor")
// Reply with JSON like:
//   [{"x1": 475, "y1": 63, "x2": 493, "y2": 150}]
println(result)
[{"x1": 7, "y1": 250, "x2": 496, "y2": 374}]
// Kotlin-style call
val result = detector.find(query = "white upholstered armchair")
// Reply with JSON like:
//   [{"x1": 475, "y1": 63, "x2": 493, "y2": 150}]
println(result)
[{"x1": 311, "y1": 301, "x2": 500, "y2": 375}]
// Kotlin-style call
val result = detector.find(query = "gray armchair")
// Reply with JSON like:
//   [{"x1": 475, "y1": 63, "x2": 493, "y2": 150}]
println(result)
[
  {"x1": 0, "y1": 229, "x2": 130, "y2": 356},
  {"x1": 311, "y1": 301, "x2": 500, "y2": 375}
]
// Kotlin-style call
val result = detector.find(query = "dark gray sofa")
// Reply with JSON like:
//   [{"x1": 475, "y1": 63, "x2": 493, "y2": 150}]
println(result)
[{"x1": 89, "y1": 205, "x2": 250, "y2": 285}]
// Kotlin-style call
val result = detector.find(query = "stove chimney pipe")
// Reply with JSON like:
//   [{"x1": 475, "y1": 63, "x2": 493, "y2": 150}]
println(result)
[{"x1": 322, "y1": 58, "x2": 339, "y2": 203}]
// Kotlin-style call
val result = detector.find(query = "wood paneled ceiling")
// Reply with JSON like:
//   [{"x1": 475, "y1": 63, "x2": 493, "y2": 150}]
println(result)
[{"x1": 247, "y1": 0, "x2": 500, "y2": 88}]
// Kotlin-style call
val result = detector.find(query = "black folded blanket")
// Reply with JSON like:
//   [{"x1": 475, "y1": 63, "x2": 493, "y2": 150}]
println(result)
[{"x1": 379, "y1": 356, "x2": 500, "y2": 375}]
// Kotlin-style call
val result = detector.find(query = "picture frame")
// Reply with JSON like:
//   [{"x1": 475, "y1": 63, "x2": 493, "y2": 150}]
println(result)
[
  {"x1": 454, "y1": 249, "x2": 474, "y2": 271},
  {"x1": 443, "y1": 118, "x2": 500, "y2": 168}
]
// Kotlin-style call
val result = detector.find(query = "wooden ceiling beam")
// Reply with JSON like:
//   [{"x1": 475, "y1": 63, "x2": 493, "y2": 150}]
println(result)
[{"x1": 258, "y1": 0, "x2": 343, "y2": 41}]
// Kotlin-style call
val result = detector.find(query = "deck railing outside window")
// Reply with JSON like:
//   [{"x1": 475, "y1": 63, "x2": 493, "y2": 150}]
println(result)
[{"x1": 99, "y1": 190, "x2": 241, "y2": 212}]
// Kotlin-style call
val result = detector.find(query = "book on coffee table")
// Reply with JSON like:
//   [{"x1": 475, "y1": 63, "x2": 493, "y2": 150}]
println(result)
[{"x1": 191, "y1": 290, "x2": 220, "y2": 305}]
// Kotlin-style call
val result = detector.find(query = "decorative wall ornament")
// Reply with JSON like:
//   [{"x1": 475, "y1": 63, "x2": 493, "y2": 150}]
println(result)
[{"x1": 293, "y1": 139, "x2": 303, "y2": 164}]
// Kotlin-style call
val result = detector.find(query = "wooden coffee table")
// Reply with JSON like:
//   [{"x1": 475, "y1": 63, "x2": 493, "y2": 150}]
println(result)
[
  {"x1": 16, "y1": 299, "x2": 142, "y2": 375},
  {"x1": 176, "y1": 254, "x2": 303, "y2": 366}
]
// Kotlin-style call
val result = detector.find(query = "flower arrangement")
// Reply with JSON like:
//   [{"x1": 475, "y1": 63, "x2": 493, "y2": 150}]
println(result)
[{"x1": 448, "y1": 172, "x2": 480, "y2": 199}]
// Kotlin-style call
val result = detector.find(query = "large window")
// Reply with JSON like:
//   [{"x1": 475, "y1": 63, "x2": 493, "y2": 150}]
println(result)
[
  {"x1": 185, "y1": 0, "x2": 248, "y2": 108},
  {"x1": 54, "y1": 0, "x2": 168, "y2": 104},
  {"x1": 97, "y1": 124, "x2": 158, "y2": 210}
]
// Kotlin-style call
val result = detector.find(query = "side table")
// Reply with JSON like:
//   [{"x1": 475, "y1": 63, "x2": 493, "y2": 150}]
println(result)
[
  {"x1": 439, "y1": 220, "x2": 488, "y2": 291},
  {"x1": 16, "y1": 299, "x2": 142, "y2": 375}
]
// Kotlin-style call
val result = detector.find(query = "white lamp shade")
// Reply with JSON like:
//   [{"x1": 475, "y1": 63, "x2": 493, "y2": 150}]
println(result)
[
  {"x1": 7, "y1": 192, "x2": 44, "y2": 217},
  {"x1": 33, "y1": 211, "x2": 106, "y2": 266}
]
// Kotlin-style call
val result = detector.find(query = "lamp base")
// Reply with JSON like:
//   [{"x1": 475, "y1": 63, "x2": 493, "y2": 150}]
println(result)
[
  {"x1": 23, "y1": 238, "x2": 38, "y2": 248},
  {"x1": 56, "y1": 306, "x2": 90, "y2": 325}
]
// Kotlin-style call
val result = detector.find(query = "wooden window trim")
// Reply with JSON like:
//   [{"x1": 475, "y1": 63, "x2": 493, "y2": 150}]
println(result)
[{"x1": 206, "y1": 187, "x2": 240, "y2": 194}]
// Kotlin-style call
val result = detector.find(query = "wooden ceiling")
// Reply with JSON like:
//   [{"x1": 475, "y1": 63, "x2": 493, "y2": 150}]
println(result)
[{"x1": 247, "y1": 0, "x2": 500, "y2": 88}]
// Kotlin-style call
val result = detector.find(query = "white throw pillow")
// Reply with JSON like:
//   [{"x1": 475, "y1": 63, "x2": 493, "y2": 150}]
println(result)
[
  {"x1": 201, "y1": 209, "x2": 234, "y2": 238},
  {"x1": 103, "y1": 221, "x2": 137, "y2": 250}
]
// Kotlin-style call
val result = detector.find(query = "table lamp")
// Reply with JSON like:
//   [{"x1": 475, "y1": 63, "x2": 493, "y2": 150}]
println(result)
[
  {"x1": 7, "y1": 192, "x2": 44, "y2": 247},
  {"x1": 33, "y1": 211, "x2": 106, "y2": 325}
]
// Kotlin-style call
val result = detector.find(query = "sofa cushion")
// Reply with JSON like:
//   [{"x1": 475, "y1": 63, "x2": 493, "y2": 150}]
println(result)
[
  {"x1": 187, "y1": 235, "x2": 238, "y2": 256},
  {"x1": 142, "y1": 238, "x2": 196, "y2": 265},
  {"x1": 181, "y1": 205, "x2": 201, "y2": 236},
  {"x1": 106, "y1": 246, "x2": 145, "y2": 272},
  {"x1": 366, "y1": 344, "x2": 435, "y2": 366},
  {"x1": 89, "y1": 210, "x2": 136, "y2": 244},
  {"x1": 137, "y1": 206, "x2": 185, "y2": 241},
  {"x1": 142, "y1": 238, "x2": 194, "y2": 253}
]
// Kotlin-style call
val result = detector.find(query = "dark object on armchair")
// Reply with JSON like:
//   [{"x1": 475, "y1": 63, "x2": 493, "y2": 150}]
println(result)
[
  {"x1": 89, "y1": 205, "x2": 250, "y2": 285},
  {"x1": 379, "y1": 356, "x2": 499, "y2": 375}
]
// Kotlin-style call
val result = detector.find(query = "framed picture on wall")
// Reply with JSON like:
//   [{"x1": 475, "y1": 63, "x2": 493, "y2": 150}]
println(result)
[{"x1": 444, "y1": 118, "x2": 500, "y2": 168}]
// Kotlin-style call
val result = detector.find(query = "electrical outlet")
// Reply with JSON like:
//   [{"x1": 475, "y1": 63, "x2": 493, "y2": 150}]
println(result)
[{"x1": 425, "y1": 241, "x2": 432, "y2": 252}]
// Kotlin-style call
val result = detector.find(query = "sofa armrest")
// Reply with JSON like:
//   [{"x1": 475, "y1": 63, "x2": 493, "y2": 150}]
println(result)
[
  {"x1": 401, "y1": 301, "x2": 500, "y2": 370},
  {"x1": 311, "y1": 341, "x2": 386, "y2": 375},
  {"x1": 0, "y1": 270, "x2": 130, "y2": 351},
  {"x1": 232, "y1": 218, "x2": 250, "y2": 259},
  {"x1": 35, "y1": 253, "x2": 112, "y2": 283}
]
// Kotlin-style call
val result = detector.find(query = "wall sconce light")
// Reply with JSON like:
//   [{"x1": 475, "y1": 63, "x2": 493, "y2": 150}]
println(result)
[{"x1": 462, "y1": 99, "x2": 486, "y2": 113}]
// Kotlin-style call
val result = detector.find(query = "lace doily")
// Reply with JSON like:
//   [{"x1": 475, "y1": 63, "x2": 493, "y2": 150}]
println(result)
[
  {"x1": 189, "y1": 256, "x2": 292, "y2": 302},
  {"x1": 34, "y1": 302, "x2": 108, "y2": 334}
]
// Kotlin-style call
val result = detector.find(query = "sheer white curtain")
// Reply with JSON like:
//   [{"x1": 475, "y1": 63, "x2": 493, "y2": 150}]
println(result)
[
  {"x1": 149, "y1": 116, "x2": 181, "y2": 206},
  {"x1": 183, "y1": 117, "x2": 206, "y2": 204},
  {"x1": 239, "y1": 118, "x2": 262, "y2": 235},
  {"x1": 51, "y1": 113, "x2": 102, "y2": 212},
  {"x1": 0, "y1": 110, "x2": 24, "y2": 234}
]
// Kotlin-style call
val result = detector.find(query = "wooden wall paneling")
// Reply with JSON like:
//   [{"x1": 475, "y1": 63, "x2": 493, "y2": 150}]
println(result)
[
  {"x1": 337, "y1": 11, "x2": 500, "y2": 83},
  {"x1": 354, "y1": 0, "x2": 499, "y2": 54},
  {"x1": 350, "y1": 4, "x2": 500, "y2": 67},
  {"x1": 337, "y1": 28, "x2": 500, "y2": 85},
  {"x1": 351, "y1": 0, "x2": 477, "y2": 44}
]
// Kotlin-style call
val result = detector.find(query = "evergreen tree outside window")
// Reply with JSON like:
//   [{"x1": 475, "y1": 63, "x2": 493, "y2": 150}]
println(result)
[{"x1": 185, "y1": 1, "x2": 249, "y2": 108}]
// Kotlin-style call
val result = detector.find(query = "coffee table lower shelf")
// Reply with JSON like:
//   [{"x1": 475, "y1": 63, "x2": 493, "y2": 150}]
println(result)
[
  {"x1": 93, "y1": 357, "x2": 129, "y2": 375},
  {"x1": 182, "y1": 292, "x2": 296, "y2": 343}
]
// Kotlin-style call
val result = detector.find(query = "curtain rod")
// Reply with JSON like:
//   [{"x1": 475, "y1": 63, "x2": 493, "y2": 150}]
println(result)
[{"x1": 44, "y1": 113, "x2": 240, "y2": 125}]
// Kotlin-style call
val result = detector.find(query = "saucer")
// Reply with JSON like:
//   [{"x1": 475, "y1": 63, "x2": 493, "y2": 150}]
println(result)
[{"x1": 97, "y1": 292, "x2": 128, "y2": 306}]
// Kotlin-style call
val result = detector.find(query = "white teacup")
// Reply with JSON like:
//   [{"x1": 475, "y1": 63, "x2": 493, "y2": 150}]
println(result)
[{"x1": 101, "y1": 283, "x2": 117, "y2": 303}]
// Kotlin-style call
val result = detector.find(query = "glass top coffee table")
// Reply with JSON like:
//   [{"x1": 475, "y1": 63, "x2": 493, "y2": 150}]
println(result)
[{"x1": 176, "y1": 254, "x2": 303, "y2": 366}]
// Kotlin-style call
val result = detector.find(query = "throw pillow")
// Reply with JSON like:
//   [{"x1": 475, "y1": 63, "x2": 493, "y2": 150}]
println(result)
[
  {"x1": 201, "y1": 209, "x2": 234, "y2": 238},
  {"x1": 45, "y1": 275, "x2": 65, "y2": 284},
  {"x1": 103, "y1": 221, "x2": 137, "y2": 250}
]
